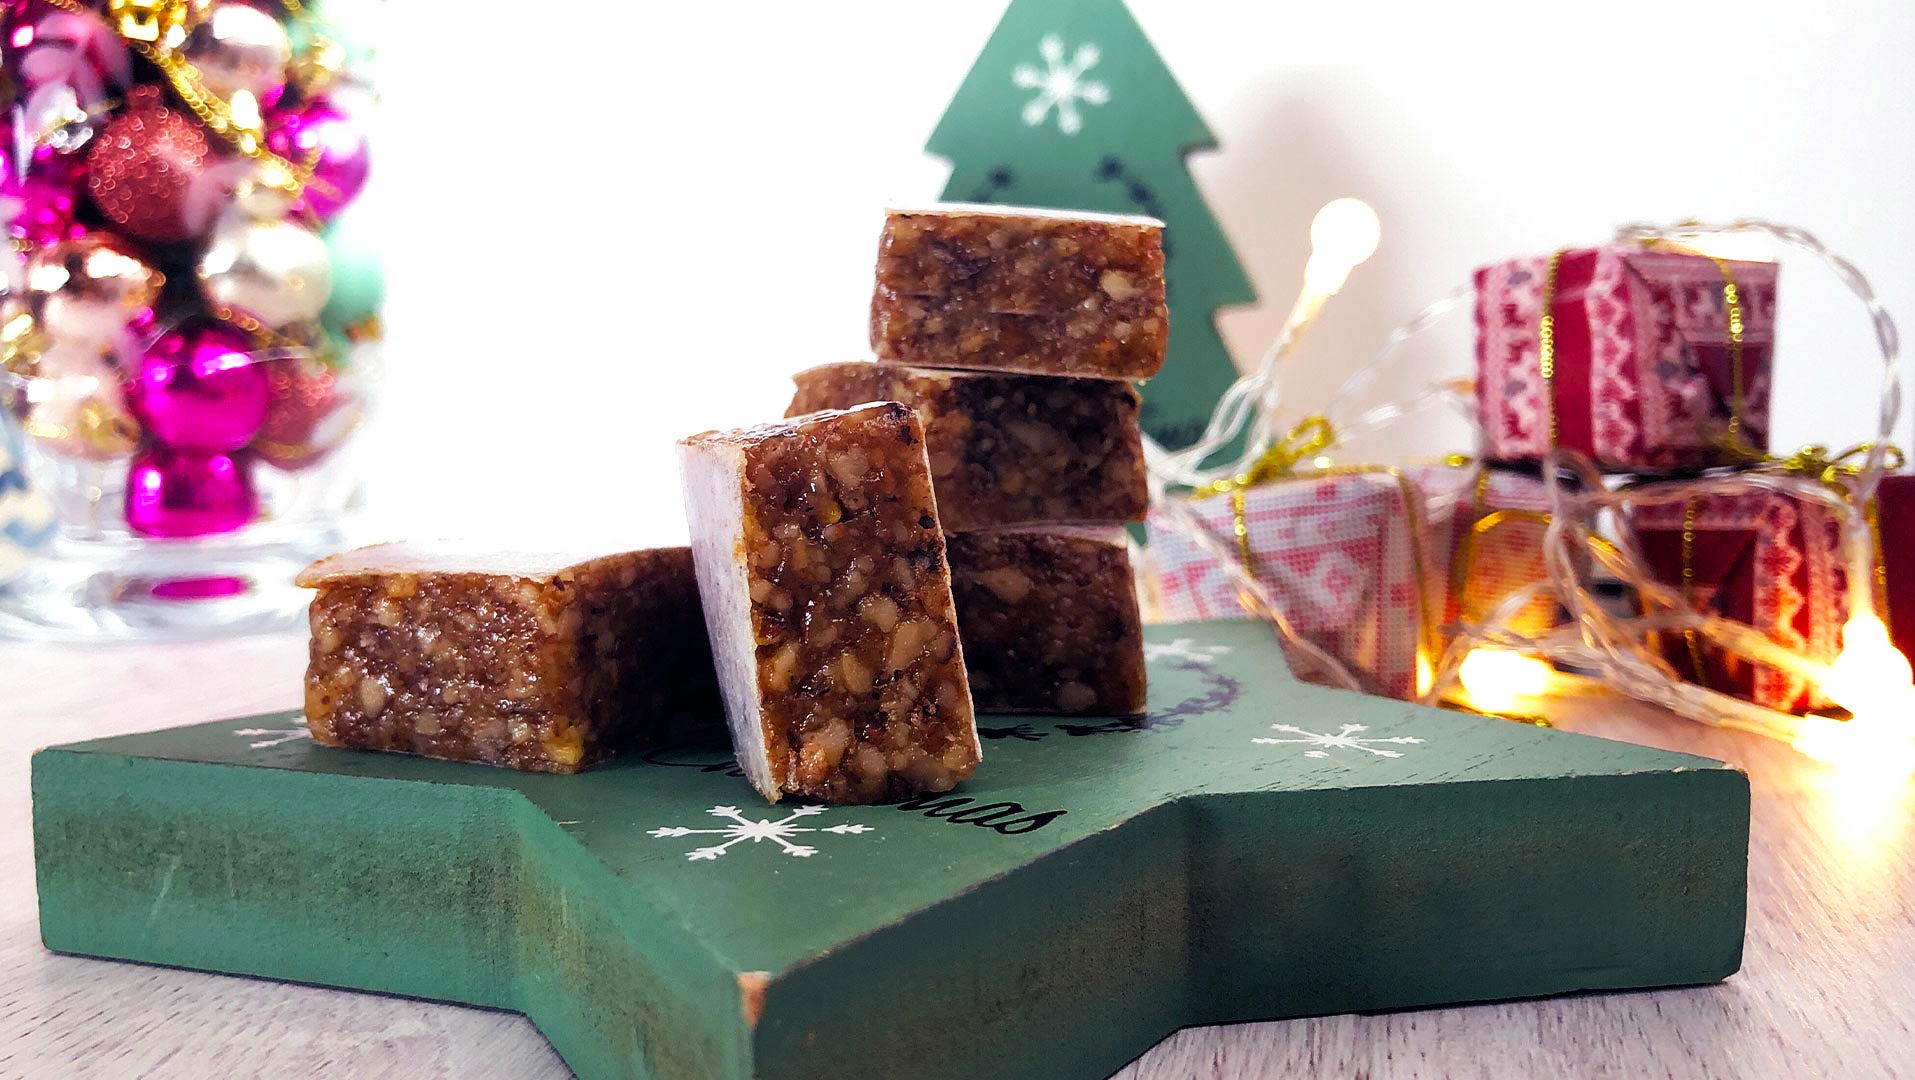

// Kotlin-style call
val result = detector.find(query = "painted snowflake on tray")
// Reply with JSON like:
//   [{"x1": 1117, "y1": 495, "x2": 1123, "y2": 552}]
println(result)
[
  {"x1": 1144, "y1": 638, "x2": 1233, "y2": 666},
  {"x1": 234, "y1": 725, "x2": 312, "y2": 749},
  {"x1": 1012, "y1": 34, "x2": 1109, "y2": 135},
  {"x1": 649, "y1": 805, "x2": 873, "y2": 862},
  {"x1": 1253, "y1": 723, "x2": 1422, "y2": 759}
]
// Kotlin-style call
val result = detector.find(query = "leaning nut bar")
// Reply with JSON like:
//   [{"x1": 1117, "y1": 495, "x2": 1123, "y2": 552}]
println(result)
[
  {"x1": 678, "y1": 402, "x2": 982, "y2": 804},
  {"x1": 787, "y1": 361, "x2": 1147, "y2": 530},
  {"x1": 299, "y1": 543, "x2": 720, "y2": 774},
  {"x1": 870, "y1": 204, "x2": 1167, "y2": 380},
  {"x1": 946, "y1": 526, "x2": 1147, "y2": 716}
]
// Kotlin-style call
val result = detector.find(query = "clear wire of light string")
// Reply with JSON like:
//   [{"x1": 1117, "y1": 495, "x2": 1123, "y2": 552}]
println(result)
[{"x1": 1143, "y1": 218, "x2": 1911, "y2": 755}]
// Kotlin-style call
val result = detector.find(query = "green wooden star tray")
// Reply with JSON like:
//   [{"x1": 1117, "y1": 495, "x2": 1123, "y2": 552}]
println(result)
[{"x1": 31, "y1": 621, "x2": 1749, "y2": 1080}]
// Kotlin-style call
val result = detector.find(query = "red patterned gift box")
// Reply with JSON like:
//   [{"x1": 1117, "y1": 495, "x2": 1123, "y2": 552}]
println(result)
[
  {"x1": 1475, "y1": 246, "x2": 1778, "y2": 472},
  {"x1": 1872, "y1": 474, "x2": 1915, "y2": 673},
  {"x1": 1147, "y1": 471, "x2": 1440, "y2": 699},
  {"x1": 1631, "y1": 491, "x2": 1847, "y2": 712},
  {"x1": 1408, "y1": 463, "x2": 1565, "y2": 640}
]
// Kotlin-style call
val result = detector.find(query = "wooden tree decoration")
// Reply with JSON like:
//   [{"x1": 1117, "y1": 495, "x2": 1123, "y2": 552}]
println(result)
[{"x1": 926, "y1": 0, "x2": 1256, "y2": 452}]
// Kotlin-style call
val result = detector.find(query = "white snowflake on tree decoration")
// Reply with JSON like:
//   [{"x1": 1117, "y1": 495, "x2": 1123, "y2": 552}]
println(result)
[
  {"x1": 1253, "y1": 724, "x2": 1423, "y2": 759},
  {"x1": 1012, "y1": 34, "x2": 1110, "y2": 135},
  {"x1": 1144, "y1": 638, "x2": 1234, "y2": 666},
  {"x1": 649, "y1": 805, "x2": 874, "y2": 862},
  {"x1": 234, "y1": 725, "x2": 312, "y2": 749}
]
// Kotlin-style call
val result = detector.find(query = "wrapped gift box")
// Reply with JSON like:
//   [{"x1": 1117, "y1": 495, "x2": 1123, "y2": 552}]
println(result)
[
  {"x1": 1872, "y1": 474, "x2": 1915, "y2": 673},
  {"x1": 1148, "y1": 471, "x2": 1439, "y2": 699},
  {"x1": 1410, "y1": 463, "x2": 1565, "y2": 641},
  {"x1": 1476, "y1": 246, "x2": 1778, "y2": 472},
  {"x1": 1631, "y1": 491, "x2": 1846, "y2": 712}
]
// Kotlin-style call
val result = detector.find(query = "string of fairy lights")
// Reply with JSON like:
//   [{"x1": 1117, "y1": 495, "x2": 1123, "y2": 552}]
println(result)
[{"x1": 1143, "y1": 207, "x2": 1915, "y2": 775}]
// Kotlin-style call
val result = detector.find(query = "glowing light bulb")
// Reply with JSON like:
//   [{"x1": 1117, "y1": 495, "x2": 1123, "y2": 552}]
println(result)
[
  {"x1": 1794, "y1": 713, "x2": 1915, "y2": 778},
  {"x1": 1824, "y1": 613, "x2": 1914, "y2": 718},
  {"x1": 1795, "y1": 613, "x2": 1915, "y2": 778},
  {"x1": 1303, "y1": 198, "x2": 1381, "y2": 296},
  {"x1": 1457, "y1": 648, "x2": 1556, "y2": 715}
]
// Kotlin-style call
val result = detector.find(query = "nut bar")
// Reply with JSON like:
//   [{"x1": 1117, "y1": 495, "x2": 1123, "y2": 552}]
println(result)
[
  {"x1": 871, "y1": 204, "x2": 1167, "y2": 380},
  {"x1": 299, "y1": 544, "x2": 720, "y2": 774},
  {"x1": 786, "y1": 362, "x2": 1147, "y2": 530},
  {"x1": 875, "y1": 204, "x2": 1167, "y2": 313},
  {"x1": 947, "y1": 526, "x2": 1147, "y2": 716},
  {"x1": 677, "y1": 402, "x2": 981, "y2": 804}
]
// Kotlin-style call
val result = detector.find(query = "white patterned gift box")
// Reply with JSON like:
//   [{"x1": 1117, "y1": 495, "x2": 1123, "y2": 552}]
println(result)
[
  {"x1": 1475, "y1": 246, "x2": 1778, "y2": 472},
  {"x1": 1406, "y1": 462, "x2": 1570, "y2": 643},
  {"x1": 1147, "y1": 471, "x2": 1440, "y2": 700}
]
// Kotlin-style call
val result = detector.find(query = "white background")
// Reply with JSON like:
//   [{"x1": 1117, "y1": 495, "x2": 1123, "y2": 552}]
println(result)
[{"x1": 358, "y1": 0, "x2": 1915, "y2": 549}]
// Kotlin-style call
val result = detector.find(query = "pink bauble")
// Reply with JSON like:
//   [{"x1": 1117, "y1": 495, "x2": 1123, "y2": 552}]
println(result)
[
  {"x1": 264, "y1": 98, "x2": 369, "y2": 221},
  {"x1": 1, "y1": 144, "x2": 86, "y2": 247},
  {"x1": 9, "y1": 6, "x2": 134, "y2": 109},
  {"x1": 130, "y1": 326, "x2": 272, "y2": 452},
  {"x1": 124, "y1": 448, "x2": 258, "y2": 538}
]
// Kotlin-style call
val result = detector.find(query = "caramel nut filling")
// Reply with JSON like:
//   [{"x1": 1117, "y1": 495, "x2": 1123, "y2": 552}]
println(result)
[{"x1": 947, "y1": 527, "x2": 1147, "y2": 717}]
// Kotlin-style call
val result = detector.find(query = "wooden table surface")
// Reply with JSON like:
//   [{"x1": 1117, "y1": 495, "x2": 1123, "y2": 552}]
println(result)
[{"x1": 4, "y1": 633, "x2": 1912, "y2": 1079}]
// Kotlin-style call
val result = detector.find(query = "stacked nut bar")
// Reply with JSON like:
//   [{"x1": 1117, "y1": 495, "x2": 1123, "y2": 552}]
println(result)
[
  {"x1": 300, "y1": 543, "x2": 720, "y2": 774},
  {"x1": 869, "y1": 204, "x2": 1168, "y2": 380},
  {"x1": 792, "y1": 205, "x2": 1162, "y2": 717}
]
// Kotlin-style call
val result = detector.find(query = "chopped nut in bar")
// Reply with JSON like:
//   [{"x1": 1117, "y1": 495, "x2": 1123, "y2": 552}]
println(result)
[
  {"x1": 299, "y1": 544, "x2": 720, "y2": 774},
  {"x1": 947, "y1": 526, "x2": 1147, "y2": 716},
  {"x1": 677, "y1": 402, "x2": 982, "y2": 804},
  {"x1": 787, "y1": 362, "x2": 1146, "y2": 530},
  {"x1": 871, "y1": 204, "x2": 1167, "y2": 380}
]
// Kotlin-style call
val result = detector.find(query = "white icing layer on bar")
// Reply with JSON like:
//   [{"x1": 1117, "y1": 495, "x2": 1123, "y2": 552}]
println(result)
[{"x1": 676, "y1": 440, "x2": 780, "y2": 802}]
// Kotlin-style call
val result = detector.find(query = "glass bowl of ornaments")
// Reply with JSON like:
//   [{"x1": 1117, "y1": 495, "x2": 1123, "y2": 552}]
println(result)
[{"x1": 0, "y1": 0, "x2": 383, "y2": 640}]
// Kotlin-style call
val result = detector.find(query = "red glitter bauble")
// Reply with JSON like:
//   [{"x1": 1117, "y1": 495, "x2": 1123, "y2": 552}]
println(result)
[
  {"x1": 85, "y1": 86, "x2": 215, "y2": 244},
  {"x1": 254, "y1": 356, "x2": 354, "y2": 470}
]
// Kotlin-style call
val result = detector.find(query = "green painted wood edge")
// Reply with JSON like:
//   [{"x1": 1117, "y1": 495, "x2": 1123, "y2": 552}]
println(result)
[
  {"x1": 32, "y1": 745, "x2": 1748, "y2": 1080},
  {"x1": 752, "y1": 770, "x2": 1748, "y2": 1080},
  {"x1": 32, "y1": 754, "x2": 752, "y2": 1080}
]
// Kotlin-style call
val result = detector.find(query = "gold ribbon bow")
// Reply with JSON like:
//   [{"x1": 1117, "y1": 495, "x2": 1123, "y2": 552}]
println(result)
[
  {"x1": 1764, "y1": 442, "x2": 1906, "y2": 491},
  {"x1": 1194, "y1": 416, "x2": 1338, "y2": 500},
  {"x1": 1773, "y1": 442, "x2": 1903, "y2": 627},
  {"x1": 1193, "y1": 415, "x2": 1341, "y2": 575}
]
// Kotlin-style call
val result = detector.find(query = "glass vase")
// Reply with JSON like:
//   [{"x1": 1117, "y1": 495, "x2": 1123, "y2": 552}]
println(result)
[{"x1": 0, "y1": 0, "x2": 384, "y2": 640}]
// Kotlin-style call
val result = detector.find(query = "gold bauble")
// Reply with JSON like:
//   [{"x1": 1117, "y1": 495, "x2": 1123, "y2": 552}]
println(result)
[
  {"x1": 25, "y1": 235, "x2": 165, "y2": 349},
  {"x1": 13, "y1": 345, "x2": 141, "y2": 461},
  {"x1": 197, "y1": 216, "x2": 333, "y2": 328},
  {"x1": 179, "y1": 3, "x2": 291, "y2": 105},
  {"x1": 109, "y1": 0, "x2": 210, "y2": 49},
  {"x1": 288, "y1": 35, "x2": 347, "y2": 100}
]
